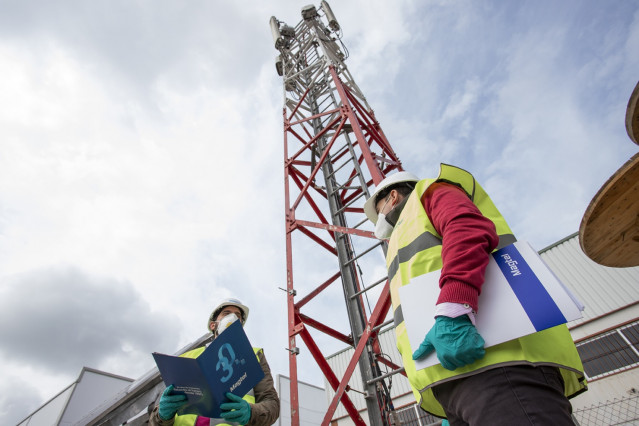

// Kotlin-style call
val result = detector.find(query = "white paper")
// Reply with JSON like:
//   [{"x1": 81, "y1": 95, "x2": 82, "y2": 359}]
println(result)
[{"x1": 399, "y1": 241, "x2": 584, "y2": 369}]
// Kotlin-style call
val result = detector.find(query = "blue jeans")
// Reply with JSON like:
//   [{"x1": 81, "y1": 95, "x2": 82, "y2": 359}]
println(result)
[{"x1": 432, "y1": 365, "x2": 574, "y2": 425}]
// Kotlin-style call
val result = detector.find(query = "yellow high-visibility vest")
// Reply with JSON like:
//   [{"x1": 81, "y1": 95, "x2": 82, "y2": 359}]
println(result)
[
  {"x1": 173, "y1": 346, "x2": 259, "y2": 426},
  {"x1": 387, "y1": 164, "x2": 586, "y2": 417}
]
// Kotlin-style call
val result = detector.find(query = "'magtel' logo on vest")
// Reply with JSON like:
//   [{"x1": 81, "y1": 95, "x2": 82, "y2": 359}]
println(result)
[
  {"x1": 493, "y1": 243, "x2": 568, "y2": 332},
  {"x1": 500, "y1": 253, "x2": 522, "y2": 277}
]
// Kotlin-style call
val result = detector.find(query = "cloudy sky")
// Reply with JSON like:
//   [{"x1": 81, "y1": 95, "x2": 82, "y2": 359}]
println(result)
[{"x1": 1, "y1": 0, "x2": 637, "y2": 423}]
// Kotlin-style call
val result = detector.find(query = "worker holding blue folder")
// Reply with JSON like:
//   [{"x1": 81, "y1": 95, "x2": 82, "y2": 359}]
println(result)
[
  {"x1": 150, "y1": 298, "x2": 280, "y2": 426},
  {"x1": 364, "y1": 164, "x2": 586, "y2": 425}
]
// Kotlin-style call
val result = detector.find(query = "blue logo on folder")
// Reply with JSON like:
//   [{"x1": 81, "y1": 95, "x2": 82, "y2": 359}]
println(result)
[
  {"x1": 493, "y1": 244, "x2": 566, "y2": 331},
  {"x1": 216, "y1": 343, "x2": 236, "y2": 383},
  {"x1": 152, "y1": 320, "x2": 265, "y2": 418}
]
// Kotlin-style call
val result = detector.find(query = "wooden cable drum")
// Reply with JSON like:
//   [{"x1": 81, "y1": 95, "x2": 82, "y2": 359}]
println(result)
[
  {"x1": 627, "y1": 80, "x2": 639, "y2": 145},
  {"x1": 579, "y1": 152, "x2": 639, "y2": 267}
]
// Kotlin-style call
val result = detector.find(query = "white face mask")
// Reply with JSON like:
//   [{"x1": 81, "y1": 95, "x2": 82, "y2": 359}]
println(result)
[
  {"x1": 374, "y1": 213, "x2": 395, "y2": 239},
  {"x1": 215, "y1": 313, "x2": 239, "y2": 335}
]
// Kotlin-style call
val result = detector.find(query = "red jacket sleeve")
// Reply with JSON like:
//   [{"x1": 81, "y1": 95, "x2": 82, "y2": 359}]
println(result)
[{"x1": 422, "y1": 182, "x2": 499, "y2": 311}]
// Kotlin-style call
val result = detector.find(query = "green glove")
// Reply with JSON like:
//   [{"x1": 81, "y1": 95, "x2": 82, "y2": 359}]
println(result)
[
  {"x1": 158, "y1": 385, "x2": 188, "y2": 420},
  {"x1": 220, "y1": 392, "x2": 252, "y2": 425},
  {"x1": 412, "y1": 315, "x2": 485, "y2": 370}
]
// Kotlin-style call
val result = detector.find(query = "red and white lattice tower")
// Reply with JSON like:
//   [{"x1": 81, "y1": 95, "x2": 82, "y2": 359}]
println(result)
[{"x1": 271, "y1": 3, "x2": 407, "y2": 425}]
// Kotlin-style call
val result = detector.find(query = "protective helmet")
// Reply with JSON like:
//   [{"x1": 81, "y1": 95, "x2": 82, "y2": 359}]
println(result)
[
  {"x1": 208, "y1": 298, "x2": 250, "y2": 331},
  {"x1": 363, "y1": 171, "x2": 420, "y2": 224}
]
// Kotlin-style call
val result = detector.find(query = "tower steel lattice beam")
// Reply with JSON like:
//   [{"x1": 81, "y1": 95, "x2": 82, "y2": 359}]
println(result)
[{"x1": 271, "y1": 3, "x2": 407, "y2": 425}]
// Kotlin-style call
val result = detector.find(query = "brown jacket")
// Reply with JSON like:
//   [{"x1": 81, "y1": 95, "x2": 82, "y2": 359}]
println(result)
[{"x1": 150, "y1": 348, "x2": 280, "y2": 426}]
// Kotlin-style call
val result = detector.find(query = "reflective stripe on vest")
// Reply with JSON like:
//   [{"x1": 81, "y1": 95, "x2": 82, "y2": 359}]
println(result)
[
  {"x1": 173, "y1": 347, "x2": 261, "y2": 426},
  {"x1": 386, "y1": 163, "x2": 586, "y2": 417}
]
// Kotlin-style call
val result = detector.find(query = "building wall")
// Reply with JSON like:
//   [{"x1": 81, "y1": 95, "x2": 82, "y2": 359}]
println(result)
[
  {"x1": 277, "y1": 375, "x2": 329, "y2": 426},
  {"x1": 539, "y1": 234, "x2": 639, "y2": 325},
  {"x1": 541, "y1": 235, "x2": 639, "y2": 412},
  {"x1": 568, "y1": 308, "x2": 639, "y2": 411},
  {"x1": 573, "y1": 369, "x2": 639, "y2": 408}
]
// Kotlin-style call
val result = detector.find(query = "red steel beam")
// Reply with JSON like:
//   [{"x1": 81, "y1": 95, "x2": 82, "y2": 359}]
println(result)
[
  {"x1": 284, "y1": 108, "x2": 301, "y2": 426},
  {"x1": 322, "y1": 283, "x2": 392, "y2": 425},
  {"x1": 295, "y1": 219, "x2": 376, "y2": 240},
  {"x1": 289, "y1": 169, "x2": 330, "y2": 225},
  {"x1": 298, "y1": 326, "x2": 367, "y2": 426},
  {"x1": 291, "y1": 119, "x2": 345, "y2": 210},
  {"x1": 329, "y1": 67, "x2": 384, "y2": 185},
  {"x1": 298, "y1": 313, "x2": 353, "y2": 346},
  {"x1": 296, "y1": 271, "x2": 341, "y2": 309},
  {"x1": 375, "y1": 355, "x2": 406, "y2": 378},
  {"x1": 296, "y1": 225, "x2": 338, "y2": 256}
]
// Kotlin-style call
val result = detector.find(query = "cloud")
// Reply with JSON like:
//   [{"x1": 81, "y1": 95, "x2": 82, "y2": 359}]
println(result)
[
  {"x1": 474, "y1": 3, "x2": 639, "y2": 246},
  {"x1": 0, "y1": 374, "x2": 42, "y2": 425},
  {"x1": 0, "y1": 266, "x2": 180, "y2": 376},
  {"x1": 352, "y1": 0, "x2": 639, "y2": 249},
  {"x1": 337, "y1": 0, "x2": 414, "y2": 90}
]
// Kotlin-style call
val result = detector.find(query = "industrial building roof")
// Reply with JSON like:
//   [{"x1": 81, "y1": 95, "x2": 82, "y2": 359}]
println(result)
[{"x1": 540, "y1": 233, "x2": 639, "y2": 327}]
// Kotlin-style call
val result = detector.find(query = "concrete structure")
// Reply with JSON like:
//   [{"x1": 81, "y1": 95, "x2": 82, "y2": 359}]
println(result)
[
  {"x1": 325, "y1": 233, "x2": 639, "y2": 425},
  {"x1": 16, "y1": 367, "x2": 133, "y2": 426}
]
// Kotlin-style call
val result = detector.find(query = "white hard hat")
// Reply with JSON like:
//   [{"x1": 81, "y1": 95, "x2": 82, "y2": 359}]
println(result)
[
  {"x1": 208, "y1": 298, "x2": 250, "y2": 331},
  {"x1": 363, "y1": 171, "x2": 420, "y2": 224}
]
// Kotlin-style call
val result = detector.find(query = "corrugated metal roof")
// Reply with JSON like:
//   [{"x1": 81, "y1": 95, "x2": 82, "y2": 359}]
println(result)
[{"x1": 540, "y1": 233, "x2": 639, "y2": 326}]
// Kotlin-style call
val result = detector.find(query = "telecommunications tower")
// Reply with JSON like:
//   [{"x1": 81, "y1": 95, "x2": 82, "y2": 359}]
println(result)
[{"x1": 271, "y1": 3, "x2": 407, "y2": 425}]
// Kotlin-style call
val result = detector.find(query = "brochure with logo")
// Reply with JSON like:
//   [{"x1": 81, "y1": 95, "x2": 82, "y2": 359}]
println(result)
[
  {"x1": 399, "y1": 241, "x2": 585, "y2": 370},
  {"x1": 152, "y1": 320, "x2": 264, "y2": 418}
]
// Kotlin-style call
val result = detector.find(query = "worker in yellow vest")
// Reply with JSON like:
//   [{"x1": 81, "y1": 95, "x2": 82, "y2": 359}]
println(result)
[
  {"x1": 150, "y1": 298, "x2": 280, "y2": 426},
  {"x1": 363, "y1": 164, "x2": 586, "y2": 425}
]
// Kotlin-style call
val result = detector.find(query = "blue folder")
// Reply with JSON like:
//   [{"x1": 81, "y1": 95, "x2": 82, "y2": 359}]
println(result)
[{"x1": 153, "y1": 320, "x2": 265, "y2": 418}]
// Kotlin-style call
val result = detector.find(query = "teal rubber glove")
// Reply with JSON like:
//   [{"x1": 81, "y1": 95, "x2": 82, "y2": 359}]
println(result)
[
  {"x1": 220, "y1": 392, "x2": 252, "y2": 425},
  {"x1": 412, "y1": 315, "x2": 486, "y2": 370},
  {"x1": 158, "y1": 385, "x2": 188, "y2": 420},
  {"x1": 442, "y1": 419, "x2": 450, "y2": 426},
  {"x1": 220, "y1": 392, "x2": 251, "y2": 425}
]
